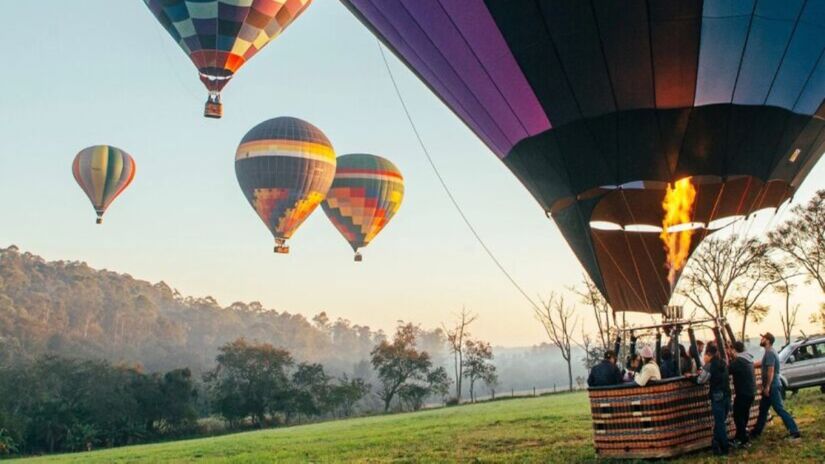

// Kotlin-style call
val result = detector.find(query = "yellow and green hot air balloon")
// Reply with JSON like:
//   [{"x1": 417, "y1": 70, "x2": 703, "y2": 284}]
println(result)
[
  {"x1": 322, "y1": 154, "x2": 404, "y2": 261},
  {"x1": 235, "y1": 117, "x2": 336, "y2": 253},
  {"x1": 72, "y1": 145, "x2": 136, "y2": 224}
]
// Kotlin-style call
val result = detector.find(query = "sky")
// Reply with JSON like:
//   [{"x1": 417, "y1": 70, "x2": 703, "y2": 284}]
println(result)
[{"x1": 0, "y1": 1, "x2": 822, "y2": 346}]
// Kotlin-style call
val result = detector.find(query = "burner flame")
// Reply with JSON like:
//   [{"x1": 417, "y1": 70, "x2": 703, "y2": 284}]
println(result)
[{"x1": 660, "y1": 177, "x2": 697, "y2": 288}]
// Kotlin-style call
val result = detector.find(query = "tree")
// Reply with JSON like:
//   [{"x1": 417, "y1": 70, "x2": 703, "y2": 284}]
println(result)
[
  {"x1": 768, "y1": 190, "x2": 825, "y2": 294},
  {"x1": 462, "y1": 340, "x2": 497, "y2": 403},
  {"x1": 204, "y1": 339, "x2": 293, "y2": 427},
  {"x1": 679, "y1": 236, "x2": 770, "y2": 321},
  {"x1": 574, "y1": 277, "x2": 614, "y2": 350},
  {"x1": 771, "y1": 262, "x2": 802, "y2": 343},
  {"x1": 370, "y1": 323, "x2": 438, "y2": 412},
  {"x1": 443, "y1": 308, "x2": 477, "y2": 402},
  {"x1": 289, "y1": 363, "x2": 331, "y2": 422},
  {"x1": 398, "y1": 367, "x2": 451, "y2": 411},
  {"x1": 328, "y1": 375, "x2": 370, "y2": 418},
  {"x1": 811, "y1": 303, "x2": 825, "y2": 333},
  {"x1": 537, "y1": 294, "x2": 578, "y2": 392}
]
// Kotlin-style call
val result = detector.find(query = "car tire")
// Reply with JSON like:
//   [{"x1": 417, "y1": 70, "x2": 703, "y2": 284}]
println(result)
[{"x1": 820, "y1": 385, "x2": 825, "y2": 394}]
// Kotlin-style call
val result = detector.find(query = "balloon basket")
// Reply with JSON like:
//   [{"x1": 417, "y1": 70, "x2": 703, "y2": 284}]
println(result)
[
  {"x1": 96, "y1": 217, "x2": 103, "y2": 225},
  {"x1": 274, "y1": 245, "x2": 290, "y2": 254},
  {"x1": 204, "y1": 101, "x2": 223, "y2": 119},
  {"x1": 354, "y1": 252, "x2": 363, "y2": 262}
]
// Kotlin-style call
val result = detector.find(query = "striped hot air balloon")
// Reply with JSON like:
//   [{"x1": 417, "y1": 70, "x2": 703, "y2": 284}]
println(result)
[
  {"x1": 235, "y1": 117, "x2": 336, "y2": 253},
  {"x1": 322, "y1": 154, "x2": 404, "y2": 261},
  {"x1": 72, "y1": 145, "x2": 137, "y2": 224},
  {"x1": 144, "y1": 0, "x2": 314, "y2": 118}
]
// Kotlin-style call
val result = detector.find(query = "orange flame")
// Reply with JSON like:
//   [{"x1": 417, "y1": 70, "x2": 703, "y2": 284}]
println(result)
[{"x1": 660, "y1": 177, "x2": 697, "y2": 288}]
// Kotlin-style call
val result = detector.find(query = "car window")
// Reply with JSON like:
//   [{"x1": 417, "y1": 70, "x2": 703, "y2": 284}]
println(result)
[
  {"x1": 795, "y1": 345, "x2": 813, "y2": 360},
  {"x1": 812, "y1": 342, "x2": 824, "y2": 359}
]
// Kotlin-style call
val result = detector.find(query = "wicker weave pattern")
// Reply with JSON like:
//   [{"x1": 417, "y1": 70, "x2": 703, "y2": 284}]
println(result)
[{"x1": 589, "y1": 371, "x2": 762, "y2": 459}]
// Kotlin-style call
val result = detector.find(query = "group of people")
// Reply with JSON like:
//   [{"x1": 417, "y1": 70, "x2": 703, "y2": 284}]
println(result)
[{"x1": 587, "y1": 331, "x2": 801, "y2": 456}]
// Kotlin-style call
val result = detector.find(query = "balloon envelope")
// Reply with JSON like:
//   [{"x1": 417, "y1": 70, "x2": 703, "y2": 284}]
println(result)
[
  {"x1": 235, "y1": 116, "x2": 336, "y2": 251},
  {"x1": 322, "y1": 154, "x2": 404, "y2": 257},
  {"x1": 341, "y1": 0, "x2": 825, "y2": 312},
  {"x1": 144, "y1": 0, "x2": 313, "y2": 117},
  {"x1": 72, "y1": 145, "x2": 136, "y2": 224}
]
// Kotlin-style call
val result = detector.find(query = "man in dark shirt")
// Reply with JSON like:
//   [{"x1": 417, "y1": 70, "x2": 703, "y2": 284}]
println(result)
[
  {"x1": 587, "y1": 350, "x2": 622, "y2": 387},
  {"x1": 751, "y1": 332, "x2": 801, "y2": 440},
  {"x1": 728, "y1": 341, "x2": 755, "y2": 447},
  {"x1": 696, "y1": 344, "x2": 731, "y2": 455}
]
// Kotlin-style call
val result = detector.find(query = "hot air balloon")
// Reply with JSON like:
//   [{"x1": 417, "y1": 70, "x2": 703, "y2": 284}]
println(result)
[
  {"x1": 341, "y1": 0, "x2": 825, "y2": 313},
  {"x1": 235, "y1": 116, "x2": 336, "y2": 253},
  {"x1": 72, "y1": 145, "x2": 137, "y2": 224},
  {"x1": 322, "y1": 154, "x2": 404, "y2": 261},
  {"x1": 144, "y1": 0, "x2": 313, "y2": 118}
]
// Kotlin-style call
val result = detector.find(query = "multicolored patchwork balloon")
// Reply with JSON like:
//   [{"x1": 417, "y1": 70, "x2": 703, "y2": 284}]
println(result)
[
  {"x1": 144, "y1": 0, "x2": 313, "y2": 118},
  {"x1": 235, "y1": 117, "x2": 335, "y2": 253},
  {"x1": 72, "y1": 145, "x2": 136, "y2": 224},
  {"x1": 322, "y1": 154, "x2": 404, "y2": 261}
]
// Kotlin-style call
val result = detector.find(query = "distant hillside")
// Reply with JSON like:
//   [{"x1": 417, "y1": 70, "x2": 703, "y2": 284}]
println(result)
[
  {"x1": 0, "y1": 246, "x2": 396, "y2": 374},
  {"x1": 0, "y1": 246, "x2": 581, "y2": 392}
]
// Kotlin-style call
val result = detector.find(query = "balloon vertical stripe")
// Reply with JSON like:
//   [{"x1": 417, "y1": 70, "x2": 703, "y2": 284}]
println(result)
[{"x1": 72, "y1": 145, "x2": 136, "y2": 223}]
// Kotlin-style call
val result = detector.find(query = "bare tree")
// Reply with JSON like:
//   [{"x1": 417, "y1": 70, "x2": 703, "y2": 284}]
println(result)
[
  {"x1": 769, "y1": 190, "x2": 825, "y2": 294},
  {"x1": 727, "y1": 256, "x2": 785, "y2": 340},
  {"x1": 537, "y1": 293, "x2": 578, "y2": 391},
  {"x1": 770, "y1": 261, "x2": 801, "y2": 343},
  {"x1": 574, "y1": 277, "x2": 613, "y2": 350},
  {"x1": 679, "y1": 236, "x2": 769, "y2": 321},
  {"x1": 443, "y1": 307, "x2": 477, "y2": 402},
  {"x1": 810, "y1": 303, "x2": 825, "y2": 333}
]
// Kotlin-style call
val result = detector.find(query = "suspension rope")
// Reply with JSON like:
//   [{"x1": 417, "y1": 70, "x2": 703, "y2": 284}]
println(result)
[{"x1": 375, "y1": 40, "x2": 544, "y2": 315}]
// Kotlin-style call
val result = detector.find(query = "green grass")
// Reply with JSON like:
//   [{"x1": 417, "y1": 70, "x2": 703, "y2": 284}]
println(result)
[{"x1": 17, "y1": 390, "x2": 824, "y2": 463}]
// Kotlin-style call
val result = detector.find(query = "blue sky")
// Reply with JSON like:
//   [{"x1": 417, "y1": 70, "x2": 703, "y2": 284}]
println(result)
[{"x1": 1, "y1": 1, "x2": 822, "y2": 345}]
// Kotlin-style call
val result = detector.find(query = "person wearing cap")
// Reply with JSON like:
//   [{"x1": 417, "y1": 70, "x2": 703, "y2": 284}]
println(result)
[
  {"x1": 696, "y1": 343, "x2": 731, "y2": 455},
  {"x1": 727, "y1": 340, "x2": 756, "y2": 448},
  {"x1": 751, "y1": 332, "x2": 801, "y2": 440},
  {"x1": 634, "y1": 346, "x2": 661, "y2": 387},
  {"x1": 587, "y1": 350, "x2": 623, "y2": 387}
]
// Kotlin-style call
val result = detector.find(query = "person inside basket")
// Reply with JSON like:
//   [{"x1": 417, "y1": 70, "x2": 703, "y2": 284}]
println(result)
[
  {"x1": 587, "y1": 350, "x2": 623, "y2": 387},
  {"x1": 695, "y1": 343, "x2": 731, "y2": 456},
  {"x1": 623, "y1": 354, "x2": 641, "y2": 383},
  {"x1": 633, "y1": 346, "x2": 661, "y2": 386}
]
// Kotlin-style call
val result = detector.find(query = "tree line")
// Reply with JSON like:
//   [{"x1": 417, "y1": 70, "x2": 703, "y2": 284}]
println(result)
[{"x1": 0, "y1": 319, "x2": 500, "y2": 457}]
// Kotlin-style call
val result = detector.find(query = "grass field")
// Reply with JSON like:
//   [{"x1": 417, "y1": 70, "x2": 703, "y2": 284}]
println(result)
[{"x1": 19, "y1": 390, "x2": 824, "y2": 463}]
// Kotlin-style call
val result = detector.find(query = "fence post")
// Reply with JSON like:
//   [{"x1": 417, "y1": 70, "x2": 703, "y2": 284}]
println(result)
[
  {"x1": 533, "y1": 386, "x2": 536, "y2": 396},
  {"x1": 511, "y1": 388, "x2": 514, "y2": 397},
  {"x1": 492, "y1": 389, "x2": 495, "y2": 400},
  {"x1": 553, "y1": 384, "x2": 556, "y2": 393}
]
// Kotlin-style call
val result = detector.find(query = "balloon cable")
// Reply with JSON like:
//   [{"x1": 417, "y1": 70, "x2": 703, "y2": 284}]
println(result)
[{"x1": 375, "y1": 40, "x2": 544, "y2": 316}]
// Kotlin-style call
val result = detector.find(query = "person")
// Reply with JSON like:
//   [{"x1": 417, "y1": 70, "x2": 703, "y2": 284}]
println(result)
[
  {"x1": 634, "y1": 346, "x2": 661, "y2": 386},
  {"x1": 679, "y1": 344, "x2": 696, "y2": 375},
  {"x1": 751, "y1": 332, "x2": 801, "y2": 440},
  {"x1": 660, "y1": 346, "x2": 677, "y2": 378},
  {"x1": 728, "y1": 341, "x2": 756, "y2": 447},
  {"x1": 696, "y1": 344, "x2": 731, "y2": 455},
  {"x1": 588, "y1": 350, "x2": 623, "y2": 387},
  {"x1": 623, "y1": 354, "x2": 641, "y2": 383},
  {"x1": 695, "y1": 340, "x2": 705, "y2": 366}
]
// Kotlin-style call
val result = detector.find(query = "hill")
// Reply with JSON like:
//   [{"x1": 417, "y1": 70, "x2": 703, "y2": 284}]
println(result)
[
  {"x1": 0, "y1": 245, "x2": 582, "y2": 394},
  {"x1": 19, "y1": 390, "x2": 824, "y2": 463}
]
